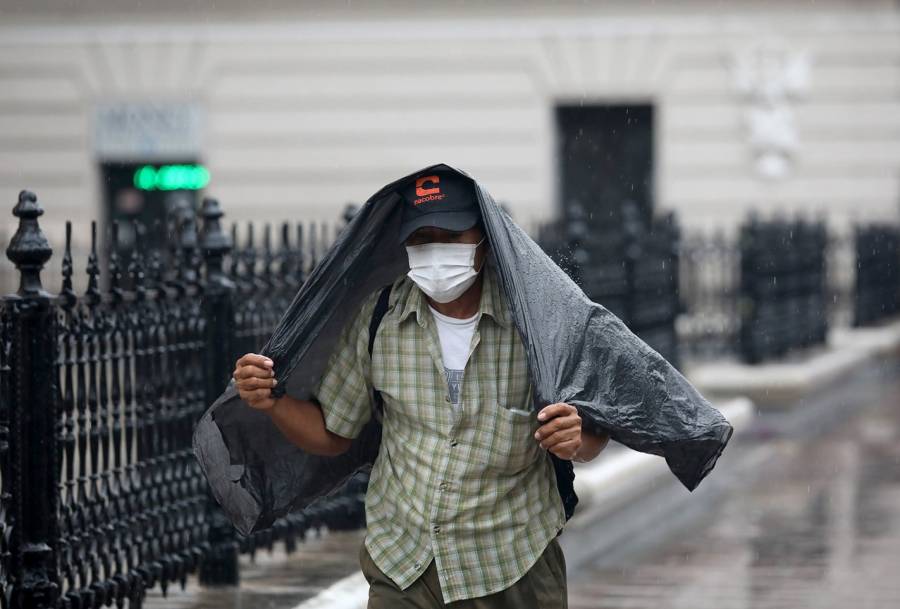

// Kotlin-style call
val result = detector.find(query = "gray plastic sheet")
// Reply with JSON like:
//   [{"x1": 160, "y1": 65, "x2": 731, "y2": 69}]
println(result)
[{"x1": 193, "y1": 162, "x2": 734, "y2": 536}]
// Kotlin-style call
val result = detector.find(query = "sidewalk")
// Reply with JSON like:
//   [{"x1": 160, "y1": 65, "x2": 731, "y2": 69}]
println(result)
[{"x1": 143, "y1": 528, "x2": 366, "y2": 609}]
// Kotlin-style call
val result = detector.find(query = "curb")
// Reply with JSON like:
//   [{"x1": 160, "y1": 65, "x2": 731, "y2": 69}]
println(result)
[
  {"x1": 292, "y1": 572, "x2": 369, "y2": 609},
  {"x1": 569, "y1": 397, "x2": 754, "y2": 520},
  {"x1": 685, "y1": 316, "x2": 900, "y2": 406},
  {"x1": 558, "y1": 396, "x2": 759, "y2": 573}
]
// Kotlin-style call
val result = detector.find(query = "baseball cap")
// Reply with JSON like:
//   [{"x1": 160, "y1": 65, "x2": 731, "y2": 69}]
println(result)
[{"x1": 397, "y1": 170, "x2": 480, "y2": 244}]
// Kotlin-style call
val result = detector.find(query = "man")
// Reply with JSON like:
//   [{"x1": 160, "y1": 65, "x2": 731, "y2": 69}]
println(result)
[{"x1": 232, "y1": 170, "x2": 611, "y2": 607}]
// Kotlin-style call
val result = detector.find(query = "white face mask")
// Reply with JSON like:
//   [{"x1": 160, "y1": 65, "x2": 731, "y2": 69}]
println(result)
[{"x1": 405, "y1": 237, "x2": 486, "y2": 303}]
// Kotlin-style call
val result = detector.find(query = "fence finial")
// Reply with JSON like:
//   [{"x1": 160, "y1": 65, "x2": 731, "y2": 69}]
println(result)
[
  {"x1": 200, "y1": 197, "x2": 233, "y2": 286},
  {"x1": 6, "y1": 190, "x2": 52, "y2": 297}
]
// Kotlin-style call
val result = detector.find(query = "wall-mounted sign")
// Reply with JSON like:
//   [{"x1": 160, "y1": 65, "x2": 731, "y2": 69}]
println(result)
[
  {"x1": 94, "y1": 102, "x2": 204, "y2": 161},
  {"x1": 133, "y1": 164, "x2": 210, "y2": 191}
]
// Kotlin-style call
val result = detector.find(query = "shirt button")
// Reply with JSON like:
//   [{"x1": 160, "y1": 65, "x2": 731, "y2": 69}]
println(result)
[
  {"x1": 433, "y1": 525, "x2": 441, "y2": 533},
  {"x1": 450, "y1": 439, "x2": 458, "y2": 447},
  {"x1": 415, "y1": 562, "x2": 421, "y2": 569},
  {"x1": 439, "y1": 482, "x2": 449, "y2": 492}
]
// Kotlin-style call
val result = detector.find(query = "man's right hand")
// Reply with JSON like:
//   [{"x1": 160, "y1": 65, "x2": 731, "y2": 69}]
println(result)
[
  {"x1": 232, "y1": 354, "x2": 353, "y2": 456},
  {"x1": 234, "y1": 353, "x2": 279, "y2": 411}
]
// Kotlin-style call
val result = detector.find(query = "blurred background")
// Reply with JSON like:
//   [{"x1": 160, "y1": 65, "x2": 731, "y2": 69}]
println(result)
[
  {"x1": 0, "y1": 1, "x2": 897, "y2": 232},
  {"x1": 0, "y1": 2, "x2": 899, "y2": 609}
]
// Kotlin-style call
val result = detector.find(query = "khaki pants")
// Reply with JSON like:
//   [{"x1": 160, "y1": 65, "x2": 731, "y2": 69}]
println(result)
[{"x1": 358, "y1": 536, "x2": 568, "y2": 608}]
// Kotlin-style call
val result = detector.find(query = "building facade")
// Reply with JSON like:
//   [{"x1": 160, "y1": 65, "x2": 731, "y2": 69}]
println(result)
[{"x1": 0, "y1": 0, "x2": 898, "y2": 253}]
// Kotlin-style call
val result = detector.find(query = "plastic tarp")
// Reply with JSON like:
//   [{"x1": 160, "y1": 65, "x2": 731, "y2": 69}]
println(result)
[{"x1": 193, "y1": 162, "x2": 734, "y2": 537}]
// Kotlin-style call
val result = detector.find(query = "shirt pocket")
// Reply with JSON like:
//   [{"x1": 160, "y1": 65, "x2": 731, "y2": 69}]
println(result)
[{"x1": 486, "y1": 401, "x2": 542, "y2": 474}]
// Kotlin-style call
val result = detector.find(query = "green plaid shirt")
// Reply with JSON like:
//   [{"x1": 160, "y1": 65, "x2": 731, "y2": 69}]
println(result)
[{"x1": 314, "y1": 263, "x2": 566, "y2": 603}]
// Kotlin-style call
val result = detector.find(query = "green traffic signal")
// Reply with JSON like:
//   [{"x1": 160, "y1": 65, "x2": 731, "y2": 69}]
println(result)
[{"x1": 133, "y1": 164, "x2": 210, "y2": 191}]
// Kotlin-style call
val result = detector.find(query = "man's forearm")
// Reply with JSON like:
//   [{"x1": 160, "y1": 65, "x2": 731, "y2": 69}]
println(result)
[
  {"x1": 573, "y1": 428, "x2": 610, "y2": 463},
  {"x1": 266, "y1": 395, "x2": 352, "y2": 456}
]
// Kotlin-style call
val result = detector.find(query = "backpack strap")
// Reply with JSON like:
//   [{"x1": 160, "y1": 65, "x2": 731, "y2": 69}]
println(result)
[
  {"x1": 550, "y1": 453, "x2": 578, "y2": 522},
  {"x1": 367, "y1": 283, "x2": 393, "y2": 423}
]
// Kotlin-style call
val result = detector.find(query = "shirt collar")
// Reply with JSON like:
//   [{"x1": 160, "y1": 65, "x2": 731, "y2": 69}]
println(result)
[{"x1": 397, "y1": 263, "x2": 513, "y2": 330}]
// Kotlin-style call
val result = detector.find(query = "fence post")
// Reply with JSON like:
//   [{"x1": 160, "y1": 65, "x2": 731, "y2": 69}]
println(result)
[
  {"x1": 197, "y1": 197, "x2": 241, "y2": 585},
  {"x1": 621, "y1": 200, "x2": 643, "y2": 329},
  {"x1": 4, "y1": 191, "x2": 61, "y2": 608},
  {"x1": 738, "y1": 213, "x2": 762, "y2": 363}
]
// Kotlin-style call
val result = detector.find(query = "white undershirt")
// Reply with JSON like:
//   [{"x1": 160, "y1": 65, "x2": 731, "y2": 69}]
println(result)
[{"x1": 428, "y1": 305, "x2": 479, "y2": 407}]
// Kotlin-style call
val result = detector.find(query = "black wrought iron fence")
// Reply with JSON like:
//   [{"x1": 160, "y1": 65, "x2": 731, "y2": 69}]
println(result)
[
  {"x1": 737, "y1": 213, "x2": 830, "y2": 363},
  {"x1": 853, "y1": 223, "x2": 900, "y2": 326},
  {"x1": 0, "y1": 191, "x2": 363, "y2": 609},
  {"x1": 536, "y1": 207, "x2": 878, "y2": 365}
]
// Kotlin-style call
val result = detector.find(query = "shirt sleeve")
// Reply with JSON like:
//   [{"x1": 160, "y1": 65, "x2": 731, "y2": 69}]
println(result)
[{"x1": 313, "y1": 288, "x2": 382, "y2": 440}]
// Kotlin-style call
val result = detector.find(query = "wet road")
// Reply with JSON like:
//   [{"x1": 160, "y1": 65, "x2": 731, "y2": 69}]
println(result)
[{"x1": 568, "y1": 354, "x2": 900, "y2": 609}]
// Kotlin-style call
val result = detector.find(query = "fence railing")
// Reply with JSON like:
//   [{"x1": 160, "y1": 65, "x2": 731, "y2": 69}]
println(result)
[
  {"x1": 537, "y1": 206, "x2": 896, "y2": 364},
  {"x1": 677, "y1": 228, "x2": 742, "y2": 361},
  {"x1": 0, "y1": 191, "x2": 363, "y2": 609},
  {"x1": 854, "y1": 223, "x2": 900, "y2": 326},
  {"x1": 737, "y1": 213, "x2": 830, "y2": 363}
]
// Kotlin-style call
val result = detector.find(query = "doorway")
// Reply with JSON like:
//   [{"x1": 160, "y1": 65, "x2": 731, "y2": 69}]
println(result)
[{"x1": 555, "y1": 104, "x2": 654, "y2": 229}]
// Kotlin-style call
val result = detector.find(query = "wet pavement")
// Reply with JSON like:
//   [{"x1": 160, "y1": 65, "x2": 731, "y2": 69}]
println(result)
[
  {"x1": 568, "y1": 354, "x2": 900, "y2": 609},
  {"x1": 143, "y1": 527, "x2": 366, "y2": 609}
]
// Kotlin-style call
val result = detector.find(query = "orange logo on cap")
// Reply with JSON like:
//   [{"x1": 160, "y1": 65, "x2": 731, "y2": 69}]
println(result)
[
  {"x1": 416, "y1": 176, "x2": 440, "y2": 196},
  {"x1": 413, "y1": 175, "x2": 447, "y2": 205}
]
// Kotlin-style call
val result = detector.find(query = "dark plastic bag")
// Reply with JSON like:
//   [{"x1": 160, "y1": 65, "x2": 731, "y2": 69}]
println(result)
[{"x1": 193, "y1": 162, "x2": 734, "y2": 536}]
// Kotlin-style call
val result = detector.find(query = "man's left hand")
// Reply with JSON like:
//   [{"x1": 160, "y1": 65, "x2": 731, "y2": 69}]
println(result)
[{"x1": 534, "y1": 402, "x2": 582, "y2": 460}]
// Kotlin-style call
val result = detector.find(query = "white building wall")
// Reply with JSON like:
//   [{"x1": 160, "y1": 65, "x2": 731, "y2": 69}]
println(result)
[{"x1": 0, "y1": 2, "x2": 898, "y2": 250}]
